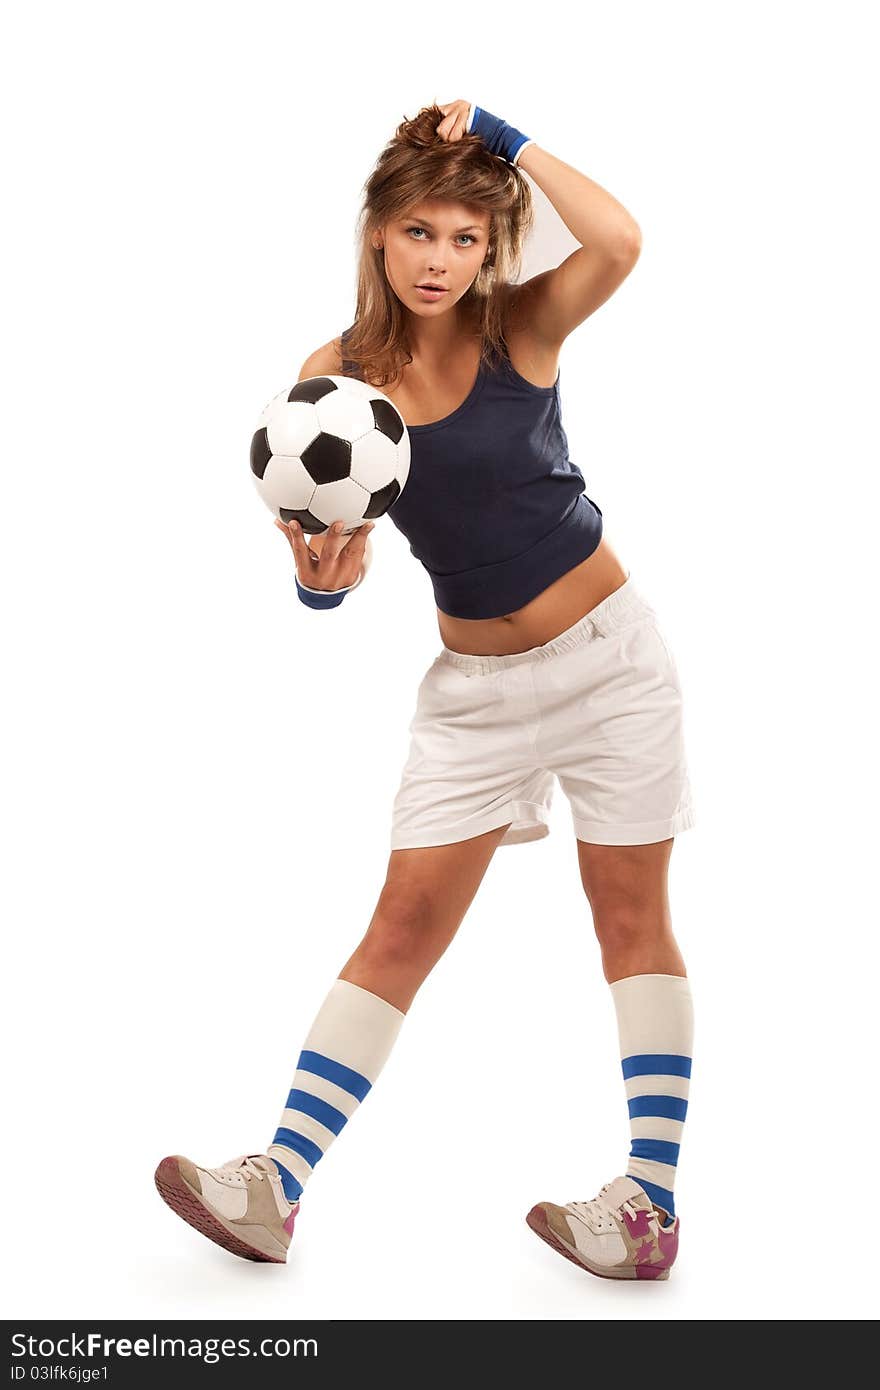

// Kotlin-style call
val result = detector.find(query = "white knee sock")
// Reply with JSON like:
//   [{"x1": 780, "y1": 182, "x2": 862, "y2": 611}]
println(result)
[
  {"x1": 267, "y1": 978, "x2": 405, "y2": 1203},
  {"x1": 609, "y1": 972, "x2": 694, "y2": 1220}
]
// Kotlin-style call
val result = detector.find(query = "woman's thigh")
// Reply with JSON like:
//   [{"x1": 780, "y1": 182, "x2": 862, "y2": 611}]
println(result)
[{"x1": 576, "y1": 837, "x2": 674, "y2": 919}]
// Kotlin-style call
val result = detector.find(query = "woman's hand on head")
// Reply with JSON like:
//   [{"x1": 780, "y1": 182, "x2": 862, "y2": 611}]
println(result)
[
  {"x1": 275, "y1": 517, "x2": 374, "y2": 592},
  {"x1": 435, "y1": 100, "x2": 472, "y2": 142}
]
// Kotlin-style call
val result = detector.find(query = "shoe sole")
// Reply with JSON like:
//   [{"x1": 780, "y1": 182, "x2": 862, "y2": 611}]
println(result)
[
  {"x1": 525, "y1": 1205, "x2": 671, "y2": 1281},
  {"x1": 155, "y1": 1157, "x2": 287, "y2": 1264}
]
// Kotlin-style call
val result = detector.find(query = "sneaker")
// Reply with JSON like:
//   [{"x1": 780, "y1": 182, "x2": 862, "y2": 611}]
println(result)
[
  {"x1": 526, "y1": 1175, "x2": 679, "y2": 1281},
  {"x1": 154, "y1": 1152, "x2": 299, "y2": 1264}
]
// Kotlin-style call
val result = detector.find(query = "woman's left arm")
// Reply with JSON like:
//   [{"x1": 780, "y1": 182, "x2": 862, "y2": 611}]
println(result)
[
  {"x1": 511, "y1": 142, "x2": 642, "y2": 346},
  {"x1": 514, "y1": 142, "x2": 643, "y2": 344},
  {"x1": 516, "y1": 141, "x2": 641, "y2": 258},
  {"x1": 437, "y1": 100, "x2": 643, "y2": 345}
]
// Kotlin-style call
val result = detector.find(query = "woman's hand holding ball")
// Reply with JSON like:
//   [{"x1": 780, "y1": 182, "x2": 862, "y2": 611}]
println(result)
[{"x1": 275, "y1": 517, "x2": 374, "y2": 594}]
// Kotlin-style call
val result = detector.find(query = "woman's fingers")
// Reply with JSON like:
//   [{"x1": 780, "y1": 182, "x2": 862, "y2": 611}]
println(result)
[
  {"x1": 274, "y1": 517, "x2": 295, "y2": 553},
  {"x1": 321, "y1": 520, "x2": 376, "y2": 563},
  {"x1": 437, "y1": 99, "x2": 470, "y2": 140},
  {"x1": 320, "y1": 520, "x2": 351, "y2": 563},
  {"x1": 275, "y1": 517, "x2": 319, "y2": 583},
  {"x1": 339, "y1": 521, "x2": 375, "y2": 562},
  {"x1": 274, "y1": 517, "x2": 374, "y2": 588}
]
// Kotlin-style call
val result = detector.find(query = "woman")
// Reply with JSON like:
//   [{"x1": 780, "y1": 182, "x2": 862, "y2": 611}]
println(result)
[{"x1": 156, "y1": 101, "x2": 696, "y2": 1283}]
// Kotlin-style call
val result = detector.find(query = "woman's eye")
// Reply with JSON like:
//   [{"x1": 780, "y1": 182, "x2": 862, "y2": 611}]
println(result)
[{"x1": 406, "y1": 227, "x2": 475, "y2": 246}]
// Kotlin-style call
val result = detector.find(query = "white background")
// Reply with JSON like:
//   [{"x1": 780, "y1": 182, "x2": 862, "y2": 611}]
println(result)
[{"x1": 4, "y1": 0, "x2": 878, "y2": 1323}]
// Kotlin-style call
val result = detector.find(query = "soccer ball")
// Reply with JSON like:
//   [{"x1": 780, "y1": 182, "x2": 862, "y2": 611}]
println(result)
[{"x1": 250, "y1": 375, "x2": 410, "y2": 535}]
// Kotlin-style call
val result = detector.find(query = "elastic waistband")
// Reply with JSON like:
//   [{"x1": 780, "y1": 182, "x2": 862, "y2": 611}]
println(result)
[{"x1": 438, "y1": 573, "x2": 654, "y2": 673}]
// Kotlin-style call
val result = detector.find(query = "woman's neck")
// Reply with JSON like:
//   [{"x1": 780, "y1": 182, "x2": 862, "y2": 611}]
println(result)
[{"x1": 406, "y1": 300, "x2": 481, "y2": 366}]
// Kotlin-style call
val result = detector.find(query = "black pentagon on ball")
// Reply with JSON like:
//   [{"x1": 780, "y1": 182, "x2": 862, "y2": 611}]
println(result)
[
  {"x1": 371, "y1": 398, "x2": 405, "y2": 443},
  {"x1": 301, "y1": 433, "x2": 352, "y2": 484},
  {"x1": 279, "y1": 506, "x2": 326, "y2": 534},
  {"x1": 364, "y1": 478, "x2": 401, "y2": 518},
  {"x1": 288, "y1": 377, "x2": 339, "y2": 404},
  {"x1": 250, "y1": 427, "x2": 272, "y2": 480}
]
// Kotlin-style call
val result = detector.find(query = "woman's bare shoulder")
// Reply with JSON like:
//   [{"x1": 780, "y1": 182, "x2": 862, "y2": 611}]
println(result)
[{"x1": 297, "y1": 338, "x2": 345, "y2": 382}]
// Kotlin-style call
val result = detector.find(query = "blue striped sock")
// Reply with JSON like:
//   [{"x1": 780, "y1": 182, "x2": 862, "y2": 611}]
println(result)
[
  {"x1": 267, "y1": 979, "x2": 405, "y2": 1203},
  {"x1": 609, "y1": 973, "x2": 694, "y2": 1221}
]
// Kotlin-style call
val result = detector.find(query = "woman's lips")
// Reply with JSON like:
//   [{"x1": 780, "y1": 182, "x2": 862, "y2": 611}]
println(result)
[{"x1": 415, "y1": 286, "x2": 448, "y2": 301}]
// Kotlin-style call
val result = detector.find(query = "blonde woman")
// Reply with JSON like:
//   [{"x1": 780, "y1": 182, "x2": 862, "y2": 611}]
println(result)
[{"x1": 156, "y1": 100, "x2": 695, "y2": 1283}]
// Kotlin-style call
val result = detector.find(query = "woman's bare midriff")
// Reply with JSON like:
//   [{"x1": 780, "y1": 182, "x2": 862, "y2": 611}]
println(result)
[
  {"x1": 339, "y1": 300, "x2": 630, "y2": 657},
  {"x1": 436, "y1": 535, "x2": 629, "y2": 656}
]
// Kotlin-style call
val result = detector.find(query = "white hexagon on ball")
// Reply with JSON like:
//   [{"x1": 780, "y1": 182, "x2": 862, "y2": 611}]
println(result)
[
  {"x1": 315, "y1": 390, "x2": 376, "y2": 444},
  {"x1": 266, "y1": 402, "x2": 321, "y2": 458},
  {"x1": 350, "y1": 429, "x2": 405, "y2": 493},
  {"x1": 257, "y1": 455, "x2": 316, "y2": 515},
  {"x1": 310, "y1": 477, "x2": 372, "y2": 531}
]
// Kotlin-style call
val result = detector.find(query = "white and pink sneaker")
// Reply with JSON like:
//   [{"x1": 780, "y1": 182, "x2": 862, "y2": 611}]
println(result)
[
  {"x1": 526, "y1": 1175, "x2": 679, "y2": 1281},
  {"x1": 155, "y1": 1152, "x2": 299, "y2": 1264}
]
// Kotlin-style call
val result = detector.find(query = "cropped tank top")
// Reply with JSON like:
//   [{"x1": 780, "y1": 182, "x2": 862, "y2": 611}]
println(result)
[{"x1": 340, "y1": 327, "x2": 603, "y2": 620}]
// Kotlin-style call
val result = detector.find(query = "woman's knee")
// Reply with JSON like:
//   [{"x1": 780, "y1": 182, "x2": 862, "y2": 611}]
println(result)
[
  {"x1": 356, "y1": 881, "x2": 445, "y2": 969},
  {"x1": 591, "y1": 904, "x2": 671, "y2": 954}
]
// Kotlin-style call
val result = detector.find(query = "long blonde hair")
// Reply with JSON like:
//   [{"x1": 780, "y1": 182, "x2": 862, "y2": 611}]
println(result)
[{"x1": 342, "y1": 103, "x2": 535, "y2": 388}]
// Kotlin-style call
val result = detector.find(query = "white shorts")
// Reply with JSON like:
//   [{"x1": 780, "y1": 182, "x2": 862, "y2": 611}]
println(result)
[{"x1": 390, "y1": 574, "x2": 696, "y2": 850}]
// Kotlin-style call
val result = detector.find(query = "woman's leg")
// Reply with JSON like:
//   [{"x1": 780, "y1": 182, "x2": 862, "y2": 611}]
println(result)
[
  {"x1": 267, "y1": 821, "x2": 512, "y2": 1203},
  {"x1": 577, "y1": 836, "x2": 693, "y2": 1220}
]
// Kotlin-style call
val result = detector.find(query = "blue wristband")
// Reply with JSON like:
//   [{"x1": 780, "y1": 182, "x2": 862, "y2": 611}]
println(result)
[
  {"x1": 295, "y1": 576, "x2": 350, "y2": 609},
  {"x1": 465, "y1": 104, "x2": 533, "y2": 166}
]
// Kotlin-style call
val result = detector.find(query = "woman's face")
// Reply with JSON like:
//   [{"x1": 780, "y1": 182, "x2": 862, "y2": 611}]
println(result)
[{"x1": 375, "y1": 200, "x2": 491, "y2": 317}]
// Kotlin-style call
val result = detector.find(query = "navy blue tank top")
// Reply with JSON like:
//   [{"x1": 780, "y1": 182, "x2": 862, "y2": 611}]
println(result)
[{"x1": 340, "y1": 327, "x2": 603, "y2": 620}]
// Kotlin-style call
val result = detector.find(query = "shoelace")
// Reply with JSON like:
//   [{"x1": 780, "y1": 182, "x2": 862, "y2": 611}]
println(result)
[
  {"x1": 217, "y1": 1153, "x2": 273, "y2": 1182},
  {"x1": 567, "y1": 1186, "x2": 642, "y2": 1232}
]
